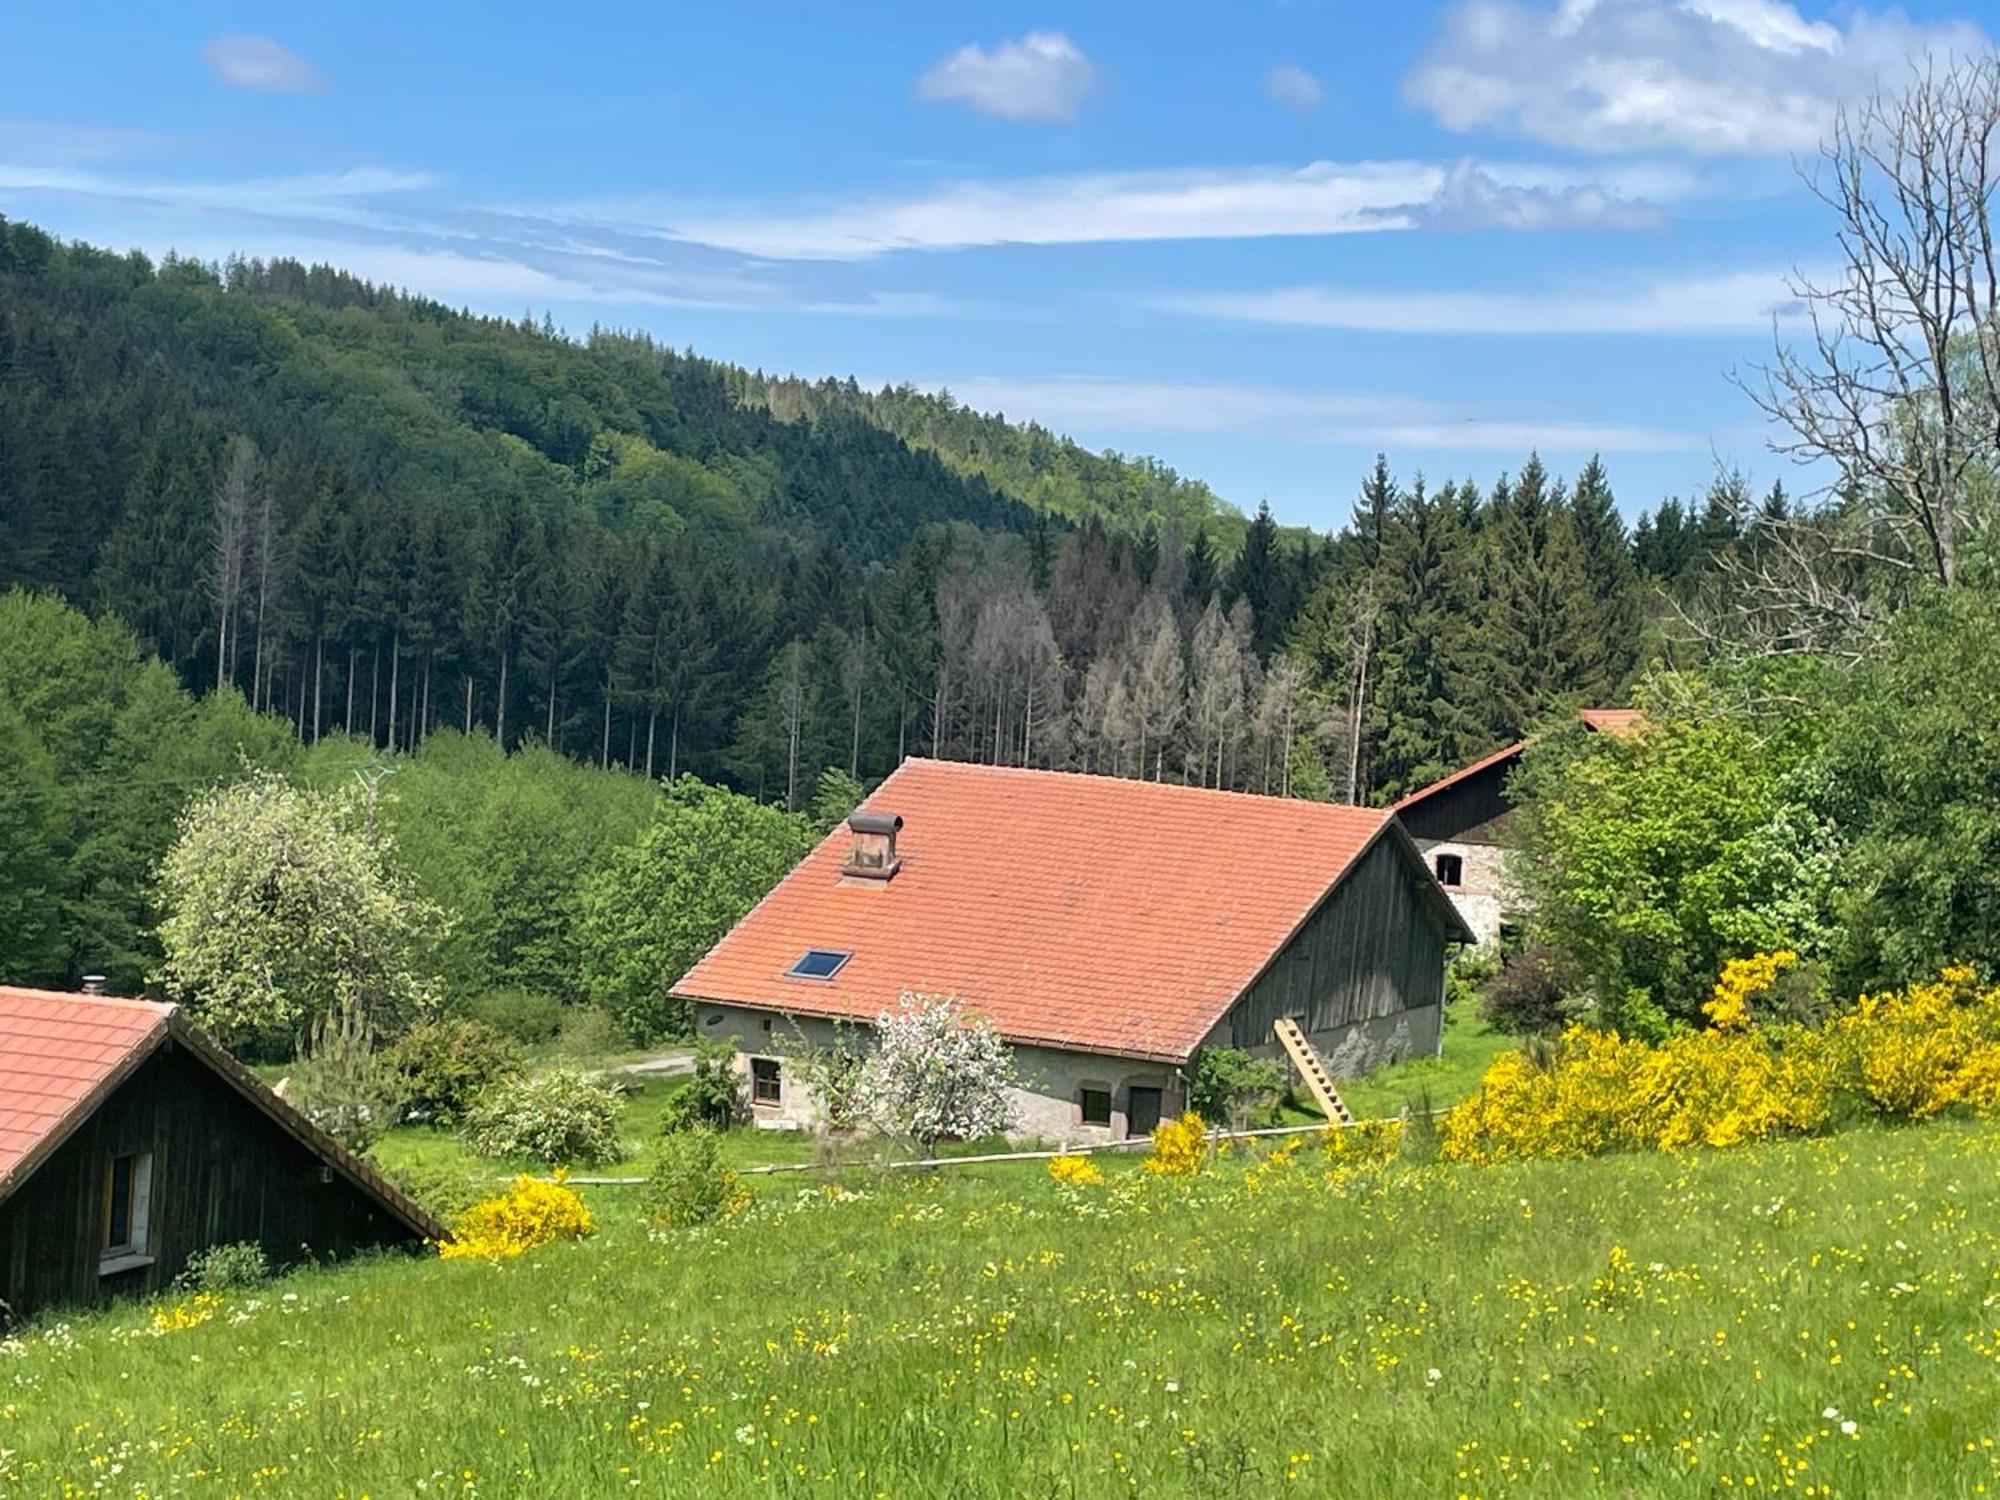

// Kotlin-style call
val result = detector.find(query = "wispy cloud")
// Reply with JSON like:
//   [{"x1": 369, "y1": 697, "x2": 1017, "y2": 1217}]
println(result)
[
  {"x1": 1263, "y1": 63, "x2": 1325, "y2": 115},
  {"x1": 0, "y1": 119, "x2": 171, "y2": 166},
  {"x1": 1407, "y1": 0, "x2": 1986, "y2": 155},
  {"x1": 202, "y1": 35, "x2": 328, "y2": 94},
  {"x1": 917, "y1": 32, "x2": 1094, "y2": 123},
  {"x1": 906, "y1": 375, "x2": 1701, "y2": 453},
  {"x1": 1160, "y1": 267, "x2": 1812, "y2": 335},
  {"x1": 644, "y1": 158, "x2": 1690, "y2": 261}
]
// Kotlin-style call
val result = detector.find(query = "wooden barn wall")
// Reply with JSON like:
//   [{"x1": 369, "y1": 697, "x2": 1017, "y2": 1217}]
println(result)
[
  {"x1": 0, "y1": 1045, "x2": 420, "y2": 1322},
  {"x1": 1227, "y1": 838, "x2": 1451, "y2": 1049},
  {"x1": 1400, "y1": 757, "x2": 1518, "y2": 844}
]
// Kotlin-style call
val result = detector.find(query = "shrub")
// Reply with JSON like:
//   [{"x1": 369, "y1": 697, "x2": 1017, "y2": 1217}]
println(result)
[
  {"x1": 1187, "y1": 1046, "x2": 1285, "y2": 1129},
  {"x1": 389, "y1": 1161, "x2": 491, "y2": 1222},
  {"x1": 462, "y1": 1066, "x2": 625, "y2": 1168},
  {"x1": 439, "y1": 1173, "x2": 594, "y2": 1260},
  {"x1": 386, "y1": 1018, "x2": 524, "y2": 1126},
  {"x1": 1479, "y1": 942, "x2": 1568, "y2": 1035},
  {"x1": 643, "y1": 1128, "x2": 748, "y2": 1229},
  {"x1": 556, "y1": 1005, "x2": 623, "y2": 1059},
  {"x1": 789, "y1": 1021, "x2": 870, "y2": 1135},
  {"x1": 658, "y1": 1044, "x2": 743, "y2": 1134},
  {"x1": 1829, "y1": 965, "x2": 2000, "y2": 1118},
  {"x1": 1047, "y1": 1153, "x2": 1103, "y2": 1188},
  {"x1": 286, "y1": 1046, "x2": 409, "y2": 1155},
  {"x1": 173, "y1": 1241, "x2": 269, "y2": 1293},
  {"x1": 1140, "y1": 1112, "x2": 1210, "y2": 1176},
  {"x1": 463, "y1": 989, "x2": 564, "y2": 1046}
]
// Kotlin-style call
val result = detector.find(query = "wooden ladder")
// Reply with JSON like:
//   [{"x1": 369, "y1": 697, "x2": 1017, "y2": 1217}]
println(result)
[{"x1": 1273, "y1": 1017, "x2": 1355, "y2": 1126}]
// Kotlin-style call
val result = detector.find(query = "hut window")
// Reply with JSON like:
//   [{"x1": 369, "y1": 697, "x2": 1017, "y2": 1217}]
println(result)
[
  {"x1": 1079, "y1": 1088, "x2": 1112, "y2": 1127},
  {"x1": 751, "y1": 1057, "x2": 782, "y2": 1105},
  {"x1": 101, "y1": 1150, "x2": 154, "y2": 1267},
  {"x1": 1434, "y1": 853, "x2": 1464, "y2": 888}
]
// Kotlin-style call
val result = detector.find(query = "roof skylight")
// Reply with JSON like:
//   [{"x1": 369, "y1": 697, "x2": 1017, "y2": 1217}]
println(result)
[{"x1": 786, "y1": 949, "x2": 851, "y2": 980}]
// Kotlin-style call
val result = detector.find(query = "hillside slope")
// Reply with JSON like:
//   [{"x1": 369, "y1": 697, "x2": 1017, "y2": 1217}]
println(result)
[{"x1": 4, "y1": 1121, "x2": 1996, "y2": 1495}]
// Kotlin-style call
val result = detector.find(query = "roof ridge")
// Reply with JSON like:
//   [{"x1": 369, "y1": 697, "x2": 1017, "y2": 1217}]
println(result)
[
  {"x1": 0, "y1": 985, "x2": 178, "y2": 1017},
  {"x1": 893, "y1": 757, "x2": 1393, "y2": 819}
]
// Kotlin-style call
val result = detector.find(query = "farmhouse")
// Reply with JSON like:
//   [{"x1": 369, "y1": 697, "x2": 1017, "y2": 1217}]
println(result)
[
  {"x1": 674, "y1": 759, "x2": 1473, "y2": 1143},
  {"x1": 0, "y1": 987, "x2": 442, "y2": 1322},
  {"x1": 1395, "y1": 709, "x2": 1643, "y2": 947}
]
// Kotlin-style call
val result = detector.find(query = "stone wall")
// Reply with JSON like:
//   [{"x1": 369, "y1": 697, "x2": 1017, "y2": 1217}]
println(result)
[{"x1": 1411, "y1": 836, "x2": 1513, "y2": 948}]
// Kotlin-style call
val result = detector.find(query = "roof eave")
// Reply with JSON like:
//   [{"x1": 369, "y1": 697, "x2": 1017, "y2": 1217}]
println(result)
[{"x1": 0, "y1": 1013, "x2": 171, "y2": 1210}]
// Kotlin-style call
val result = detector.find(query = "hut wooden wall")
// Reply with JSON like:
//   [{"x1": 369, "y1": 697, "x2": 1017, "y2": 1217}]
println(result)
[
  {"x1": 1399, "y1": 755, "x2": 1518, "y2": 845},
  {"x1": 1226, "y1": 835, "x2": 1453, "y2": 1048},
  {"x1": 0, "y1": 1044, "x2": 421, "y2": 1321}
]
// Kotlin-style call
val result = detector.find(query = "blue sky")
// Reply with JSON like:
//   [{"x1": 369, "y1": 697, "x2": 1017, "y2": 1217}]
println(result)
[{"x1": 3, "y1": 0, "x2": 1994, "y2": 528}]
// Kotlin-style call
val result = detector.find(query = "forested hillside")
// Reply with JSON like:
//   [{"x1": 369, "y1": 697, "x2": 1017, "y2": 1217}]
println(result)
[{"x1": 0, "y1": 213, "x2": 1719, "y2": 808}]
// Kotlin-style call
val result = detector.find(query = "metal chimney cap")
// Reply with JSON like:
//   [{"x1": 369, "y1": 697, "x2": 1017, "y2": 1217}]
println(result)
[
  {"x1": 847, "y1": 811, "x2": 903, "y2": 836},
  {"x1": 80, "y1": 974, "x2": 107, "y2": 995}
]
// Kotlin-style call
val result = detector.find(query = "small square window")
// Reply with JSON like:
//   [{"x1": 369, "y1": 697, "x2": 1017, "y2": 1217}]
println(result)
[
  {"x1": 1434, "y1": 853, "x2": 1464, "y2": 888},
  {"x1": 1079, "y1": 1088, "x2": 1112, "y2": 1127},
  {"x1": 787, "y1": 949, "x2": 851, "y2": 980},
  {"x1": 101, "y1": 1150, "x2": 153, "y2": 1265},
  {"x1": 751, "y1": 1057, "x2": 782, "y2": 1105}
]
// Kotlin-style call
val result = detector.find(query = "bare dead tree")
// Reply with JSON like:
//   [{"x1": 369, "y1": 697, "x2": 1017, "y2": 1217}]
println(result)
[
  {"x1": 208, "y1": 438, "x2": 260, "y2": 694},
  {"x1": 1745, "y1": 55, "x2": 2000, "y2": 606}
]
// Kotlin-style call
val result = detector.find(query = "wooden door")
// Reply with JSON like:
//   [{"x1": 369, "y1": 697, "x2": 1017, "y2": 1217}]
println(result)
[{"x1": 1126, "y1": 1086, "x2": 1163, "y2": 1138}]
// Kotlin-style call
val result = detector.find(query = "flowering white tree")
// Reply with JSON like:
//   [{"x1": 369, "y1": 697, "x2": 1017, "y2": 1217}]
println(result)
[{"x1": 863, "y1": 991, "x2": 1018, "y2": 1156}]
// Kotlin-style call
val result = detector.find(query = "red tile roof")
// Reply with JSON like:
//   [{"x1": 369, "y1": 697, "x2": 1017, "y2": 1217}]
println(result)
[
  {"x1": 674, "y1": 759, "x2": 1429, "y2": 1063},
  {"x1": 0, "y1": 987, "x2": 172, "y2": 1194},
  {"x1": 1579, "y1": 708, "x2": 1644, "y2": 736},
  {"x1": 0, "y1": 987, "x2": 444, "y2": 1240}
]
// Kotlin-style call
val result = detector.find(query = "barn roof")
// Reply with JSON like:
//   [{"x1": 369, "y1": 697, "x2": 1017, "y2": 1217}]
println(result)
[
  {"x1": 0, "y1": 986, "x2": 445, "y2": 1240},
  {"x1": 673, "y1": 759, "x2": 1470, "y2": 1064},
  {"x1": 1393, "y1": 708, "x2": 1645, "y2": 816}
]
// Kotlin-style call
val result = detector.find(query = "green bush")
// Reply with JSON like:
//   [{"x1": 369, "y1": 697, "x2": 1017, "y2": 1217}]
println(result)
[
  {"x1": 388, "y1": 1161, "x2": 492, "y2": 1222},
  {"x1": 1479, "y1": 943, "x2": 1569, "y2": 1035},
  {"x1": 462, "y1": 1065, "x2": 625, "y2": 1168},
  {"x1": 173, "y1": 1241, "x2": 270, "y2": 1293},
  {"x1": 642, "y1": 1128, "x2": 746, "y2": 1229},
  {"x1": 1188, "y1": 1046, "x2": 1285, "y2": 1128},
  {"x1": 463, "y1": 989, "x2": 564, "y2": 1046},
  {"x1": 658, "y1": 1045, "x2": 744, "y2": 1134},
  {"x1": 386, "y1": 1018, "x2": 524, "y2": 1126},
  {"x1": 286, "y1": 1047, "x2": 410, "y2": 1155},
  {"x1": 556, "y1": 1005, "x2": 624, "y2": 1058}
]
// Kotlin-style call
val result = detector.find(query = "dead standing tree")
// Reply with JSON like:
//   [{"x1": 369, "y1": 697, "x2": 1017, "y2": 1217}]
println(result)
[{"x1": 1732, "y1": 56, "x2": 2000, "y2": 652}]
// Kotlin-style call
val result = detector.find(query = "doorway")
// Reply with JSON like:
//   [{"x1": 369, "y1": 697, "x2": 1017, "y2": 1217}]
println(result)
[{"x1": 1126, "y1": 1085, "x2": 1163, "y2": 1138}]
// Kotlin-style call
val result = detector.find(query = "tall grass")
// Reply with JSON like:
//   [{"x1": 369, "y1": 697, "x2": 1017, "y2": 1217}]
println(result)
[{"x1": 7, "y1": 1121, "x2": 2000, "y2": 1495}]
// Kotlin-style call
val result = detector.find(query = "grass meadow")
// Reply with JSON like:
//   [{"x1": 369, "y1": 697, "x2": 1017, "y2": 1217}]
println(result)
[{"x1": 7, "y1": 1117, "x2": 2000, "y2": 1497}]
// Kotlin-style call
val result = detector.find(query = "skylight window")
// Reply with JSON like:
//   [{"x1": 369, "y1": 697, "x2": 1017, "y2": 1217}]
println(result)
[{"x1": 787, "y1": 949, "x2": 851, "y2": 980}]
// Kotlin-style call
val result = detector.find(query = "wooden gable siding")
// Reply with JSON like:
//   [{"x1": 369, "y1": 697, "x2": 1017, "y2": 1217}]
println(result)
[
  {"x1": 0, "y1": 1043, "x2": 422, "y2": 1321},
  {"x1": 1400, "y1": 755, "x2": 1518, "y2": 844},
  {"x1": 1225, "y1": 835, "x2": 1451, "y2": 1048}
]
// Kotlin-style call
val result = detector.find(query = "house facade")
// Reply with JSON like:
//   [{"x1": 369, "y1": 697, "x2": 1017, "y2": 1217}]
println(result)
[
  {"x1": 0, "y1": 989, "x2": 442, "y2": 1322},
  {"x1": 1394, "y1": 709, "x2": 1642, "y2": 947},
  {"x1": 674, "y1": 759, "x2": 1473, "y2": 1145}
]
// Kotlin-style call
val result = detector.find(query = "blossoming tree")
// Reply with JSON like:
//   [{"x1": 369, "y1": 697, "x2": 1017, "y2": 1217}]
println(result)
[{"x1": 863, "y1": 991, "x2": 1017, "y2": 1156}]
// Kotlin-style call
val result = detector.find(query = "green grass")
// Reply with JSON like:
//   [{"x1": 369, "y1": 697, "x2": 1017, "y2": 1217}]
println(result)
[
  {"x1": 9, "y1": 1120, "x2": 2000, "y2": 1496},
  {"x1": 1340, "y1": 992, "x2": 1518, "y2": 1120}
]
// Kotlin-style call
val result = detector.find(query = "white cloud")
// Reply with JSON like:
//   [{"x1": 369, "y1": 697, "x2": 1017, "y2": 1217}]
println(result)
[
  {"x1": 0, "y1": 162, "x2": 431, "y2": 216},
  {"x1": 907, "y1": 375, "x2": 1698, "y2": 452},
  {"x1": 0, "y1": 119, "x2": 168, "y2": 166},
  {"x1": 648, "y1": 157, "x2": 1688, "y2": 260},
  {"x1": 1407, "y1": 0, "x2": 1985, "y2": 154},
  {"x1": 917, "y1": 32, "x2": 1094, "y2": 122},
  {"x1": 1160, "y1": 266, "x2": 1812, "y2": 335},
  {"x1": 1263, "y1": 63, "x2": 1325, "y2": 115},
  {"x1": 202, "y1": 35, "x2": 327, "y2": 94}
]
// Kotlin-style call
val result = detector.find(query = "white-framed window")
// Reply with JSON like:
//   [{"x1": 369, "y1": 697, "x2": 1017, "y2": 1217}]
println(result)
[
  {"x1": 100, "y1": 1150, "x2": 154, "y2": 1272},
  {"x1": 750, "y1": 1056, "x2": 782, "y2": 1106}
]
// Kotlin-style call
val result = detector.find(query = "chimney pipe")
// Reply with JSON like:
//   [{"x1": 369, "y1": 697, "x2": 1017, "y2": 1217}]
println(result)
[
  {"x1": 842, "y1": 811, "x2": 903, "y2": 881},
  {"x1": 80, "y1": 974, "x2": 107, "y2": 996}
]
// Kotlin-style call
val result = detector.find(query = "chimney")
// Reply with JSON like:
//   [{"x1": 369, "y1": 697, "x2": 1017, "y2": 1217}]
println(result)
[
  {"x1": 80, "y1": 974, "x2": 107, "y2": 996},
  {"x1": 843, "y1": 810, "x2": 903, "y2": 881}
]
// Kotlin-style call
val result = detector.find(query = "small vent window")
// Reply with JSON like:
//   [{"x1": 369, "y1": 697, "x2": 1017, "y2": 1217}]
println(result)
[
  {"x1": 751, "y1": 1057, "x2": 782, "y2": 1105},
  {"x1": 1079, "y1": 1088, "x2": 1112, "y2": 1127},
  {"x1": 1434, "y1": 853, "x2": 1464, "y2": 888},
  {"x1": 787, "y1": 949, "x2": 851, "y2": 980}
]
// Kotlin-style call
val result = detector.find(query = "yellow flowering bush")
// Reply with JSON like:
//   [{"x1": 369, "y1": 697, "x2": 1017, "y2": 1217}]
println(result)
[
  {"x1": 439, "y1": 1172, "x2": 595, "y2": 1260},
  {"x1": 1830, "y1": 966, "x2": 2000, "y2": 1118},
  {"x1": 1140, "y1": 1112, "x2": 1209, "y2": 1176},
  {"x1": 1702, "y1": 949, "x2": 1798, "y2": 1030},
  {"x1": 150, "y1": 1292, "x2": 221, "y2": 1334},
  {"x1": 1444, "y1": 959, "x2": 2000, "y2": 1164},
  {"x1": 1046, "y1": 1153, "x2": 1104, "y2": 1188},
  {"x1": 1320, "y1": 1118, "x2": 1405, "y2": 1167}
]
